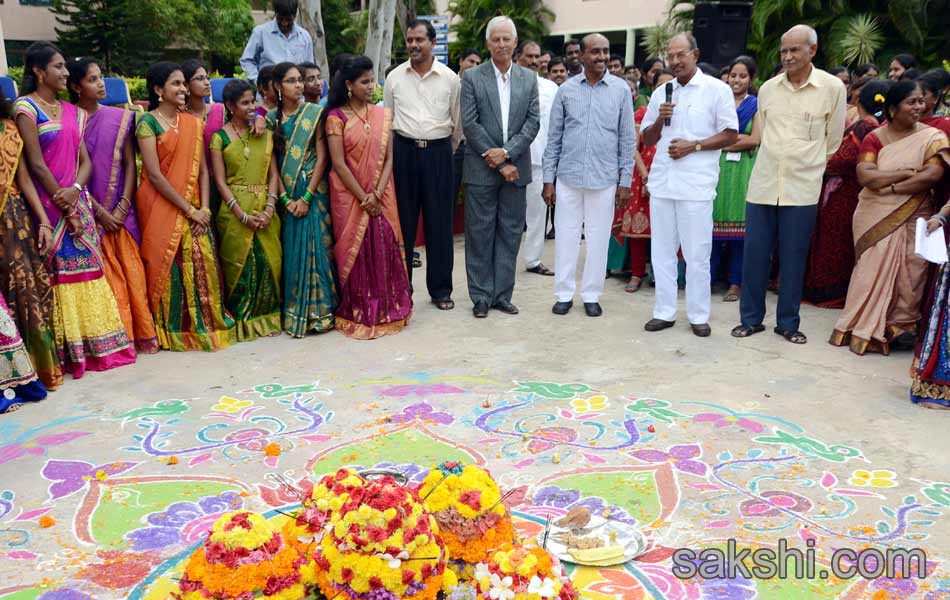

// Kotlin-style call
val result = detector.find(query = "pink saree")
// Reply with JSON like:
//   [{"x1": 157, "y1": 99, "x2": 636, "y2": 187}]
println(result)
[
  {"x1": 831, "y1": 125, "x2": 950, "y2": 355},
  {"x1": 326, "y1": 105, "x2": 411, "y2": 339},
  {"x1": 14, "y1": 98, "x2": 134, "y2": 377}
]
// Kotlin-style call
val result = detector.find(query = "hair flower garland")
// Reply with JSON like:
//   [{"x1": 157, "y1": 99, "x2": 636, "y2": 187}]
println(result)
[{"x1": 419, "y1": 463, "x2": 518, "y2": 564}]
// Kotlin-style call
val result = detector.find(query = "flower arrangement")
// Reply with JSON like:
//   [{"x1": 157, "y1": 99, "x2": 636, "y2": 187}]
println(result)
[
  {"x1": 173, "y1": 511, "x2": 308, "y2": 600},
  {"x1": 472, "y1": 544, "x2": 577, "y2": 600},
  {"x1": 311, "y1": 474, "x2": 450, "y2": 600},
  {"x1": 418, "y1": 462, "x2": 517, "y2": 564},
  {"x1": 282, "y1": 468, "x2": 367, "y2": 554}
]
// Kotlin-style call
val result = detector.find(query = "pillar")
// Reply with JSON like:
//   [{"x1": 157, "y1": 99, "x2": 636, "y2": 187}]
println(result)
[{"x1": 624, "y1": 28, "x2": 636, "y2": 66}]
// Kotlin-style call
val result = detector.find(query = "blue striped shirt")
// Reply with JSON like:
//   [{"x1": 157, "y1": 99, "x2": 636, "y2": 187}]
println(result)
[{"x1": 542, "y1": 73, "x2": 636, "y2": 189}]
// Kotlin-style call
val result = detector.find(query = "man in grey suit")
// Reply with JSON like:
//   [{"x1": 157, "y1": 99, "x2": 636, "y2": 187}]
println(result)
[{"x1": 461, "y1": 15, "x2": 541, "y2": 318}]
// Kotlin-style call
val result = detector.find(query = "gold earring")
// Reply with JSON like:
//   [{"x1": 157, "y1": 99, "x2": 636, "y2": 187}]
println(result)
[{"x1": 347, "y1": 89, "x2": 352, "y2": 99}]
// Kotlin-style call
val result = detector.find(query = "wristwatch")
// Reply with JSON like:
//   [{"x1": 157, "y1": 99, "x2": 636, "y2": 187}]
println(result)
[
  {"x1": 694, "y1": 142, "x2": 703, "y2": 153},
  {"x1": 503, "y1": 148, "x2": 510, "y2": 160}
]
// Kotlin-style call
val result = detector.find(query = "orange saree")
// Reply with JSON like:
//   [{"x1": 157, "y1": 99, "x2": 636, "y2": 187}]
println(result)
[{"x1": 831, "y1": 125, "x2": 950, "y2": 355}]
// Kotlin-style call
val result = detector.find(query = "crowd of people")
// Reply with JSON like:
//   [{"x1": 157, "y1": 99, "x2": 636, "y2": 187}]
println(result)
[{"x1": 0, "y1": 0, "x2": 949, "y2": 414}]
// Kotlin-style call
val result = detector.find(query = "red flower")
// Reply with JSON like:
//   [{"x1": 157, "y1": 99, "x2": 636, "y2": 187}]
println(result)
[
  {"x1": 459, "y1": 490, "x2": 483, "y2": 511},
  {"x1": 341, "y1": 567, "x2": 354, "y2": 582},
  {"x1": 402, "y1": 570, "x2": 416, "y2": 585},
  {"x1": 421, "y1": 563, "x2": 432, "y2": 579},
  {"x1": 369, "y1": 576, "x2": 384, "y2": 589},
  {"x1": 367, "y1": 526, "x2": 388, "y2": 542}
]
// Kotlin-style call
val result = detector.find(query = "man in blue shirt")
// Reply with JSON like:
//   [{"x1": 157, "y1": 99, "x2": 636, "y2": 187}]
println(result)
[
  {"x1": 543, "y1": 33, "x2": 636, "y2": 318},
  {"x1": 240, "y1": 0, "x2": 315, "y2": 83}
]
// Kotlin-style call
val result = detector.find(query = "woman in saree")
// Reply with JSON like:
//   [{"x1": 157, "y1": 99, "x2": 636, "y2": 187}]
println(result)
[
  {"x1": 136, "y1": 62, "x2": 235, "y2": 351},
  {"x1": 324, "y1": 56, "x2": 411, "y2": 339},
  {"x1": 211, "y1": 79, "x2": 282, "y2": 341},
  {"x1": 69, "y1": 57, "x2": 158, "y2": 355},
  {"x1": 831, "y1": 81, "x2": 950, "y2": 355},
  {"x1": 615, "y1": 69, "x2": 673, "y2": 293},
  {"x1": 269, "y1": 62, "x2": 337, "y2": 337},
  {"x1": 803, "y1": 81, "x2": 888, "y2": 307},
  {"x1": 15, "y1": 42, "x2": 135, "y2": 378},
  {"x1": 181, "y1": 60, "x2": 226, "y2": 216},
  {"x1": 0, "y1": 88, "x2": 62, "y2": 390},
  {"x1": 710, "y1": 56, "x2": 759, "y2": 303}
]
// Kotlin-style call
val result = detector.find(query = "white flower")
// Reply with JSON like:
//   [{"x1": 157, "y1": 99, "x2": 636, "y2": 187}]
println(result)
[
  {"x1": 527, "y1": 576, "x2": 557, "y2": 598},
  {"x1": 474, "y1": 562, "x2": 493, "y2": 586},
  {"x1": 375, "y1": 550, "x2": 410, "y2": 569},
  {"x1": 488, "y1": 574, "x2": 515, "y2": 600}
]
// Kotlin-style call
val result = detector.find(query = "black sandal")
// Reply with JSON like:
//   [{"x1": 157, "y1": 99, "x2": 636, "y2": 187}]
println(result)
[
  {"x1": 432, "y1": 298, "x2": 455, "y2": 310},
  {"x1": 731, "y1": 324, "x2": 765, "y2": 338},
  {"x1": 774, "y1": 327, "x2": 807, "y2": 344}
]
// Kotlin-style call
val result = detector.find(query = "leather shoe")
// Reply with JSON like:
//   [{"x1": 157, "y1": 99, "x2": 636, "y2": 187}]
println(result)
[
  {"x1": 552, "y1": 301, "x2": 573, "y2": 315},
  {"x1": 473, "y1": 302, "x2": 489, "y2": 318},
  {"x1": 644, "y1": 318, "x2": 675, "y2": 332},
  {"x1": 492, "y1": 300, "x2": 519, "y2": 315},
  {"x1": 583, "y1": 302, "x2": 603, "y2": 317},
  {"x1": 691, "y1": 323, "x2": 712, "y2": 337}
]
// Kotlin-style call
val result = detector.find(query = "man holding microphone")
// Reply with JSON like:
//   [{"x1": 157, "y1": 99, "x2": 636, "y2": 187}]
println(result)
[{"x1": 640, "y1": 33, "x2": 738, "y2": 337}]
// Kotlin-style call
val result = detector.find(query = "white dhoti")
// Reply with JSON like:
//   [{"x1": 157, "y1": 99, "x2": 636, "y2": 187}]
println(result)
[
  {"x1": 523, "y1": 164, "x2": 547, "y2": 270},
  {"x1": 649, "y1": 195, "x2": 713, "y2": 324},
  {"x1": 554, "y1": 181, "x2": 617, "y2": 303}
]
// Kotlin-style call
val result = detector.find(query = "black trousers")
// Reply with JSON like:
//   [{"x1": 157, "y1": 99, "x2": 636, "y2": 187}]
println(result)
[{"x1": 392, "y1": 134, "x2": 454, "y2": 300}]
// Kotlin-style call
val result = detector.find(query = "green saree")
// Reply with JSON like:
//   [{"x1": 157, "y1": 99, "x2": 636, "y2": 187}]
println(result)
[
  {"x1": 212, "y1": 129, "x2": 282, "y2": 341},
  {"x1": 268, "y1": 103, "x2": 337, "y2": 337}
]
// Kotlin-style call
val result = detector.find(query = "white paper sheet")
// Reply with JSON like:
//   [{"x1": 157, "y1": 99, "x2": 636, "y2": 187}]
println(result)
[{"x1": 915, "y1": 217, "x2": 949, "y2": 264}]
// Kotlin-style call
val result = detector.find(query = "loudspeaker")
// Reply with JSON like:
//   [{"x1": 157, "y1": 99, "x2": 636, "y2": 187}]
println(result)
[{"x1": 691, "y1": 1, "x2": 753, "y2": 69}]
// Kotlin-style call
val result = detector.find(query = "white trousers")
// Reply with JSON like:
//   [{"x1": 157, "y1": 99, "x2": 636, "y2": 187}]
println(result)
[
  {"x1": 523, "y1": 165, "x2": 547, "y2": 269},
  {"x1": 650, "y1": 195, "x2": 713, "y2": 324},
  {"x1": 554, "y1": 181, "x2": 616, "y2": 303}
]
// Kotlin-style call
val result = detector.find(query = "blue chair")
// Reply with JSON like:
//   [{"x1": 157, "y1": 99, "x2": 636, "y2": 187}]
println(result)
[
  {"x1": 101, "y1": 77, "x2": 130, "y2": 106},
  {"x1": 0, "y1": 77, "x2": 17, "y2": 102},
  {"x1": 210, "y1": 78, "x2": 235, "y2": 104}
]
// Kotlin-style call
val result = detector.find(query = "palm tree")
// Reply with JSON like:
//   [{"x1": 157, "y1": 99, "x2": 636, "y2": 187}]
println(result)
[
  {"x1": 825, "y1": 13, "x2": 884, "y2": 66},
  {"x1": 447, "y1": 0, "x2": 554, "y2": 63}
]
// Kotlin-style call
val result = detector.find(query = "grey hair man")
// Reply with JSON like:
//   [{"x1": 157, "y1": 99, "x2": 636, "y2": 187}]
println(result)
[
  {"x1": 733, "y1": 24, "x2": 846, "y2": 344},
  {"x1": 640, "y1": 32, "x2": 738, "y2": 336},
  {"x1": 461, "y1": 15, "x2": 541, "y2": 318}
]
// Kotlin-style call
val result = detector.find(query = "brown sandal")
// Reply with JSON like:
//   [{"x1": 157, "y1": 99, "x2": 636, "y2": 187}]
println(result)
[{"x1": 723, "y1": 285, "x2": 740, "y2": 302}]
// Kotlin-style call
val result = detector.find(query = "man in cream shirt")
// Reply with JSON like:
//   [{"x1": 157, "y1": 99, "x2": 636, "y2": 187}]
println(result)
[
  {"x1": 732, "y1": 25, "x2": 846, "y2": 345},
  {"x1": 516, "y1": 39, "x2": 559, "y2": 277},
  {"x1": 384, "y1": 18, "x2": 462, "y2": 310}
]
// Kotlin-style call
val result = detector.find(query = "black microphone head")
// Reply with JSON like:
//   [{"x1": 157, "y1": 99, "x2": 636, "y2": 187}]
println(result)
[{"x1": 665, "y1": 82, "x2": 674, "y2": 99}]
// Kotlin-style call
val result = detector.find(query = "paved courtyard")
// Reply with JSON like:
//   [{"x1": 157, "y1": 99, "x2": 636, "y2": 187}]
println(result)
[{"x1": 1, "y1": 238, "x2": 949, "y2": 599}]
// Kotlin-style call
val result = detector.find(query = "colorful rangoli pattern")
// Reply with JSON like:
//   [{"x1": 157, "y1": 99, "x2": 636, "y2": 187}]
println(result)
[{"x1": 0, "y1": 375, "x2": 948, "y2": 599}]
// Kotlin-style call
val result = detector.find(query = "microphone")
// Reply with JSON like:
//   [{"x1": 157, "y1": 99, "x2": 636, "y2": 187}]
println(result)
[{"x1": 664, "y1": 82, "x2": 674, "y2": 126}]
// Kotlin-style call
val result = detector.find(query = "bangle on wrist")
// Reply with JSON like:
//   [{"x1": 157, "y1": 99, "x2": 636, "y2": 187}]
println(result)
[
  {"x1": 188, "y1": 206, "x2": 197, "y2": 218},
  {"x1": 72, "y1": 183, "x2": 82, "y2": 193},
  {"x1": 280, "y1": 193, "x2": 290, "y2": 207},
  {"x1": 302, "y1": 189, "x2": 314, "y2": 205},
  {"x1": 39, "y1": 223, "x2": 53, "y2": 231},
  {"x1": 891, "y1": 183, "x2": 898, "y2": 194}
]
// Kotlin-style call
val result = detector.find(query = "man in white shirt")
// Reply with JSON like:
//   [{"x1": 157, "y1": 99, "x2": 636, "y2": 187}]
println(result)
[
  {"x1": 640, "y1": 33, "x2": 738, "y2": 337},
  {"x1": 516, "y1": 39, "x2": 558, "y2": 277},
  {"x1": 384, "y1": 19, "x2": 462, "y2": 310}
]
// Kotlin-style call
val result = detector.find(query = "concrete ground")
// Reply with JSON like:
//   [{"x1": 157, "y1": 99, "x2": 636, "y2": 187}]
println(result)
[{"x1": 1, "y1": 236, "x2": 949, "y2": 599}]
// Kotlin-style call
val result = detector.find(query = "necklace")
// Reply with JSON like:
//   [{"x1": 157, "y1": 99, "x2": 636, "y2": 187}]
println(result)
[
  {"x1": 348, "y1": 102, "x2": 371, "y2": 132},
  {"x1": 186, "y1": 103, "x2": 208, "y2": 120},
  {"x1": 231, "y1": 124, "x2": 251, "y2": 160},
  {"x1": 154, "y1": 110, "x2": 180, "y2": 132},
  {"x1": 32, "y1": 94, "x2": 60, "y2": 118}
]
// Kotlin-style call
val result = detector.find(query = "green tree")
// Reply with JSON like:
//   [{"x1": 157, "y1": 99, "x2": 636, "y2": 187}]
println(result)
[
  {"x1": 447, "y1": 0, "x2": 553, "y2": 64},
  {"x1": 153, "y1": 0, "x2": 255, "y2": 70},
  {"x1": 51, "y1": 0, "x2": 165, "y2": 73}
]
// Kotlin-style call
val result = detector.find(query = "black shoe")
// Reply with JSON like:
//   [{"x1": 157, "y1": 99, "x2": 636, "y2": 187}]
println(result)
[
  {"x1": 473, "y1": 302, "x2": 489, "y2": 318},
  {"x1": 492, "y1": 301, "x2": 519, "y2": 315},
  {"x1": 546, "y1": 228, "x2": 556, "y2": 240},
  {"x1": 644, "y1": 318, "x2": 675, "y2": 332},
  {"x1": 584, "y1": 302, "x2": 603, "y2": 317},
  {"x1": 552, "y1": 301, "x2": 573, "y2": 315},
  {"x1": 690, "y1": 323, "x2": 711, "y2": 337}
]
